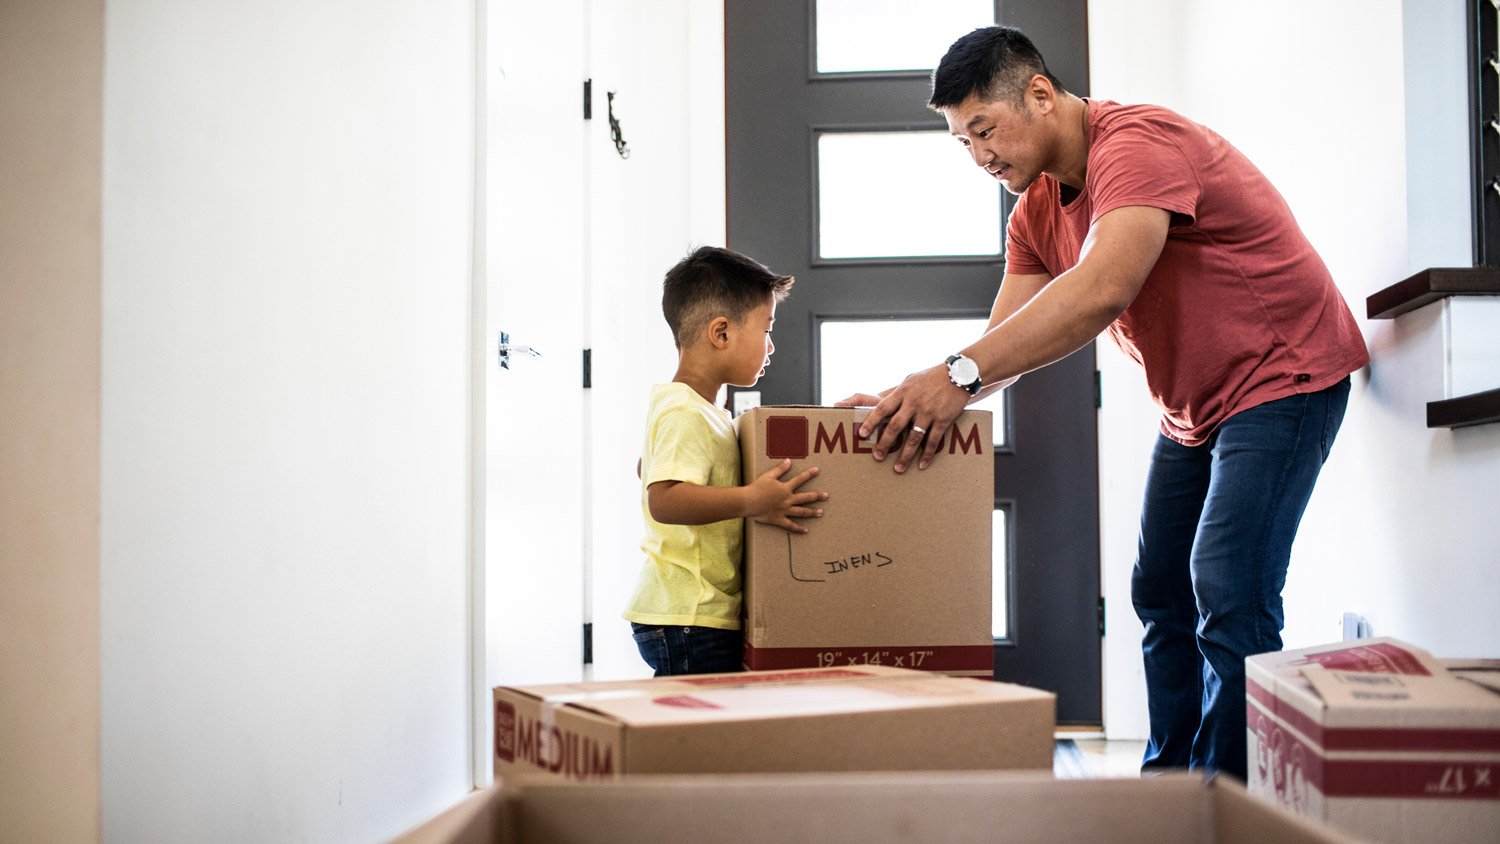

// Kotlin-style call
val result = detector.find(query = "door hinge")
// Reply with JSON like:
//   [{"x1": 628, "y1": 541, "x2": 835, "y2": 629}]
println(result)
[
  {"x1": 1094, "y1": 370, "x2": 1103, "y2": 409},
  {"x1": 582, "y1": 622, "x2": 594, "y2": 665},
  {"x1": 583, "y1": 78, "x2": 592, "y2": 120},
  {"x1": 1098, "y1": 596, "x2": 1106, "y2": 637},
  {"x1": 582, "y1": 348, "x2": 592, "y2": 389}
]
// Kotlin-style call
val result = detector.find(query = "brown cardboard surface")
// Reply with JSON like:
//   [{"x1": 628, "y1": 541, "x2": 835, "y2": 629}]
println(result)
[
  {"x1": 1246, "y1": 637, "x2": 1500, "y2": 844},
  {"x1": 390, "y1": 787, "x2": 509, "y2": 844},
  {"x1": 402, "y1": 772, "x2": 1366, "y2": 844},
  {"x1": 736, "y1": 407, "x2": 994, "y2": 676},
  {"x1": 492, "y1": 666, "x2": 1054, "y2": 784}
]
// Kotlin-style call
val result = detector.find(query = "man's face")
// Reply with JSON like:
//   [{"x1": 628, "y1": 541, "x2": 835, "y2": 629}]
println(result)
[{"x1": 943, "y1": 91, "x2": 1050, "y2": 195}]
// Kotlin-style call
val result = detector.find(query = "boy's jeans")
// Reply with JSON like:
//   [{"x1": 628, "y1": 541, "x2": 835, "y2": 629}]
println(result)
[
  {"x1": 1131, "y1": 376, "x2": 1351, "y2": 781},
  {"x1": 630, "y1": 623, "x2": 744, "y2": 676}
]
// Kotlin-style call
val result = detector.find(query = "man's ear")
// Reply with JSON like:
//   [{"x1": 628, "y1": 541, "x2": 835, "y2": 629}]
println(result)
[
  {"x1": 1028, "y1": 74, "x2": 1056, "y2": 114},
  {"x1": 707, "y1": 315, "x2": 733, "y2": 349}
]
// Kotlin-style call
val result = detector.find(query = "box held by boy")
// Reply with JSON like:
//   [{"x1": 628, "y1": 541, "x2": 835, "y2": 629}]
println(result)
[{"x1": 737, "y1": 406, "x2": 994, "y2": 677}]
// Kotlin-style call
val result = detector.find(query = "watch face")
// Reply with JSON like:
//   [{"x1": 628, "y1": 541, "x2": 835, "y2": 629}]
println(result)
[{"x1": 950, "y1": 355, "x2": 980, "y2": 385}]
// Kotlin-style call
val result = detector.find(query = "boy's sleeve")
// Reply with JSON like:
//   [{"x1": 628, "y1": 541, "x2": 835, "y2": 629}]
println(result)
[{"x1": 644, "y1": 406, "x2": 714, "y2": 487}]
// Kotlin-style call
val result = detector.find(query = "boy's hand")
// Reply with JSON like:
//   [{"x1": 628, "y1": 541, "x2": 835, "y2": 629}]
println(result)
[{"x1": 746, "y1": 458, "x2": 828, "y2": 534}]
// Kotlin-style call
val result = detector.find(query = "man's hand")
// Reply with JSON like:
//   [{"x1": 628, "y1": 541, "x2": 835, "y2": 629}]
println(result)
[
  {"x1": 857, "y1": 363, "x2": 970, "y2": 474},
  {"x1": 833, "y1": 392, "x2": 884, "y2": 408},
  {"x1": 746, "y1": 458, "x2": 828, "y2": 534}
]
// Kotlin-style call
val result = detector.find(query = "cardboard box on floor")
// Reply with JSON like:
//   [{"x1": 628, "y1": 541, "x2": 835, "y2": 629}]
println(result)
[
  {"x1": 394, "y1": 772, "x2": 1367, "y2": 844},
  {"x1": 1246, "y1": 637, "x2": 1500, "y2": 844},
  {"x1": 492, "y1": 665, "x2": 1052, "y2": 784},
  {"x1": 736, "y1": 406, "x2": 994, "y2": 677}
]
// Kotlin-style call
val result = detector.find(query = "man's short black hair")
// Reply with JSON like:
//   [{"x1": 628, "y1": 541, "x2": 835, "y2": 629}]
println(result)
[
  {"x1": 662, "y1": 246, "x2": 793, "y2": 349},
  {"x1": 929, "y1": 26, "x2": 1066, "y2": 111}
]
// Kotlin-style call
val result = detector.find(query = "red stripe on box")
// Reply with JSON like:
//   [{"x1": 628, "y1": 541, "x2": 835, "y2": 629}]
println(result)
[
  {"x1": 743, "y1": 644, "x2": 993, "y2": 673},
  {"x1": 677, "y1": 669, "x2": 875, "y2": 686},
  {"x1": 1301, "y1": 642, "x2": 1434, "y2": 676},
  {"x1": 1248, "y1": 679, "x2": 1500, "y2": 753},
  {"x1": 1255, "y1": 705, "x2": 1500, "y2": 800}
]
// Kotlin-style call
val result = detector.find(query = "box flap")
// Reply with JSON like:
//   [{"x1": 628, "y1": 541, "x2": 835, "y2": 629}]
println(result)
[
  {"x1": 498, "y1": 666, "x2": 899, "y2": 703},
  {"x1": 541, "y1": 668, "x2": 1048, "y2": 727},
  {"x1": 1303, "y1": 665, "x2": 1500, "y2": 729},
  {"x1": 1248, "y1": 639, "x2": 1454, "y2": 738},
  {"x1": 502, "y1": 772, "x2": 1358, "y2": 844},
  {"x1": 1247, "y1": 637, "x2": 1442, "y2": 678},
  {"x1": 1442, "y1": 659, "x2": 1500, "y2": 695}
]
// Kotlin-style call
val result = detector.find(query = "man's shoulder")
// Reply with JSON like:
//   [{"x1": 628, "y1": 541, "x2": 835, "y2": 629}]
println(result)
[
  {"x1": 1090, "y1": 99, "x2": 1193, "y2": 129},
  {"x1": 1087, "y1": 101, "x2": 1218, "y2": 180}
]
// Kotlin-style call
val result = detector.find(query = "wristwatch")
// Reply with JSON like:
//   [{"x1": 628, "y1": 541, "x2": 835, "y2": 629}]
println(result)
[{"x1": 946, "y1": 353, "x2": 982, "y2": 395}]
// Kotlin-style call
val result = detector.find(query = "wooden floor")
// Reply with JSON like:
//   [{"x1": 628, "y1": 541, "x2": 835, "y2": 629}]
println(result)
[{"x1": 1053, "y1": 737, "x2": 1147, "y2": 778}]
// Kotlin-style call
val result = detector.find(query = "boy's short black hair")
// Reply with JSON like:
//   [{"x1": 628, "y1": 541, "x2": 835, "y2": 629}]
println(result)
[
  {"x1": 662, "y1": 246, "x2": 793, "y2": 349},
  {"x1": 929, "y1": 26, "x2": 1066, "y2": 111}
]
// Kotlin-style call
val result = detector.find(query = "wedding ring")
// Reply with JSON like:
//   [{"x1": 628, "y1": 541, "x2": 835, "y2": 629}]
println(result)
[{"x1": 911, "y1": 425, "x2": 927, "y2": 435}]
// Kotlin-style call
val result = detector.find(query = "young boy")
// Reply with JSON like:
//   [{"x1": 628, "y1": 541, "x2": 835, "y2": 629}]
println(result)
[{"x1": 623, "y1": 246, "x2": 828, "y2": 676}]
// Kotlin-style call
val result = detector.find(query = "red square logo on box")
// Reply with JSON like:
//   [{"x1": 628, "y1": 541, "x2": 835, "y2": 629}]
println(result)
[
  {"x1": 494, "y1": 699, "x2": 516, "y2": 762},
  {"x1": 765, "y1": 416, "x2": 809, "y2": 459}
]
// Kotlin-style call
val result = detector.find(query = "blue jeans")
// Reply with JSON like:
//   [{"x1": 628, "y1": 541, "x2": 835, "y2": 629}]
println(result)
[
  {"x1": 1131, "y1": 377, "x2": 1350, "y2": 780},
  {"x1": 630, "y1": 623, "x2": 744, "y2": 676}
]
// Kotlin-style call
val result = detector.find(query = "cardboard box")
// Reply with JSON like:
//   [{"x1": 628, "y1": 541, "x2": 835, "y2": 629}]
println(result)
[
  {"x1": 1246, "y1": 637, "x2": 1500, "y2": 843},
  {"x1": 736, "y1": 406, "x2": 994, "y2": 676},
  {"x1": 394, "y1": 772, "x2": 1367, "y2": 844},
  {"x1": 491, "y1": 665, "x2": 1053, "y2": 784}
]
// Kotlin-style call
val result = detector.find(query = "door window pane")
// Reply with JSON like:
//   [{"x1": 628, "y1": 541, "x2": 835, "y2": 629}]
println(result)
[
  {"x1": 817, "y1": 318, "x2": 1006, "y2": 446},
  {"x1": 815, "y1": 0, "x2": 995, "y2": 74},
  {"x1": 817, "y1": 131, "x2": 1000, "y2": 260},
  {"x1": 993, "y1": 506, "x2": 1010, "y2": 640}
]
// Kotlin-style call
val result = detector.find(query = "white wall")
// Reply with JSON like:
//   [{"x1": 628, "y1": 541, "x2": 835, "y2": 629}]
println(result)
[
  {"x1": 100, "y1": 2, "x2": 476, "y2": 839},
  {"x1": 1091, "y1": 0, "x2": 1500, "y2": 739}
]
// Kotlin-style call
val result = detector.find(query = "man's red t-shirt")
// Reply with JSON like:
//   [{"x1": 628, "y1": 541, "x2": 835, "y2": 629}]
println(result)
[{"x1": 1005, "y1": 100, "x2": 1369, "y2": 445}]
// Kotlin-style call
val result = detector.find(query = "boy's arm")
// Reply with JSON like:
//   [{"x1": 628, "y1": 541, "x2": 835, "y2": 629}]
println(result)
[{"x1": 648, "y1": 459, "x2": 828, "y2": 534}]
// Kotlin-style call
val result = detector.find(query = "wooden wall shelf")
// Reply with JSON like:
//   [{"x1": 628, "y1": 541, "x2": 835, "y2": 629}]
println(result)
[
  {"x1": 1428, "y1": 387, "x2": 1500, "y2": 429},
  {"x1": 1366, "y1": 267, "x2": 1500, "y2": 320},
  {"x1": 1366, "y1": 267, "x2": 1500, "y2": 429}
]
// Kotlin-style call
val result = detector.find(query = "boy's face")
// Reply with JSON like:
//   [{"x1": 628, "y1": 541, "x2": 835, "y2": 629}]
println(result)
[{"x1": 726, "y1": 298, "x2": 777, "y2": 388}]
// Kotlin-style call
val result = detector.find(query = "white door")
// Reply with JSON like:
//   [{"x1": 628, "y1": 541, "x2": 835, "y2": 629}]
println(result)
[
  {"x1": 485, "y1": 0, "x2": 588, "y2": 695},
  {"x1": 484, "y1": 0, "x2": 727, "y2": 713}
]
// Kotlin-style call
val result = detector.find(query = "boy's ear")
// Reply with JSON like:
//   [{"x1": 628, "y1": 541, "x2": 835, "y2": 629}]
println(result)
[{"x1": 707, "y1": 315, "x2": 732, "y2": 349}]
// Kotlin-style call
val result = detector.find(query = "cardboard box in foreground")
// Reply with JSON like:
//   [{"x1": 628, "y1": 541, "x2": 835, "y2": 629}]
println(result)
[
  {"x1": 492, "y1": 665, "x2": 1052, "y2": 784},
  {"x1": 395, "y1": 772, "x2": 1367, "y2": 844},
  {"x1": 1247, "y1": 637, "x2": 1500, "y2": 844},
  {"x1": 737, "y1": 406, "x2": 993, "y2": 677}
]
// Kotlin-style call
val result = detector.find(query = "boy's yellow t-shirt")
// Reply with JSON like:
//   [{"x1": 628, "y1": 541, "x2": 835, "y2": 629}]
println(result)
[{"x1": 623, "y1": 382, "x2": 743, "y2": 630}]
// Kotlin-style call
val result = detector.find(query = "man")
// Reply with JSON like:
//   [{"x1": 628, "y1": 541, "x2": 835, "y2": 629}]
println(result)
[{"x1": 843, "y1": 26, "x2": 1367, "y2": 779}]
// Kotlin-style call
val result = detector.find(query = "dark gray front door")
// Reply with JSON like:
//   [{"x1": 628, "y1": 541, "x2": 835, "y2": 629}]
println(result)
[{"x1": 726, "y1": 0, "x2": 1101, "y2": 725}]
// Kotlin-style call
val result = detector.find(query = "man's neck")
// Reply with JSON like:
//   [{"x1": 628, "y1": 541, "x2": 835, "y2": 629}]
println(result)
[{"x1": 1049, "y1": 94, "x2": 1091, "y2": 191}]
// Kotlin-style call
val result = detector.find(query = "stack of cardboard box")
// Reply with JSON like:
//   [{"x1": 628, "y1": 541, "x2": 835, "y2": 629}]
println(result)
[{"x1": 1247, "y1": 637, "x2": 1500, "y2": 843}]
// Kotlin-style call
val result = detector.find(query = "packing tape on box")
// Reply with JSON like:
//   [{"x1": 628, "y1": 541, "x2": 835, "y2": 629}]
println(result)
[{"x1": 537, "y1": 689, "x2": 648, "y2": 730}]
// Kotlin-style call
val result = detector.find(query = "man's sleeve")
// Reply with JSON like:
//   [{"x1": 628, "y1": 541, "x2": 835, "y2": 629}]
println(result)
[
  {"x1": 645, "y1": 406, "x2": 713, "y2": 487},
  {"x1": 1004, "y1": 191, "x2": 1050, "y2": 276},
  {"x1": 1088, "y1": 122, "x2": 1200, "y2": 225}
]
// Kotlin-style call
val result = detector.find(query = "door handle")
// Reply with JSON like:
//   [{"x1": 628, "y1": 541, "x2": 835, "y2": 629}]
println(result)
[{"x1": 498, "y1": 331, "x2": 543, "y2": 369}]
